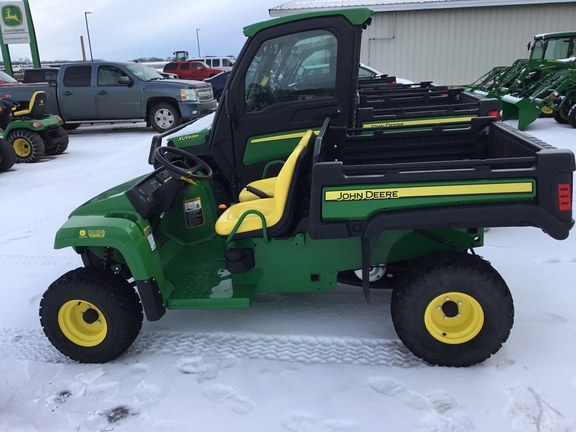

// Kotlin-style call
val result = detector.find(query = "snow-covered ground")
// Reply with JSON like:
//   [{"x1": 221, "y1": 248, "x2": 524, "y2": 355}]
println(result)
[{"x1": 0, "y1": 118, "x2": 575, "y2": 432}]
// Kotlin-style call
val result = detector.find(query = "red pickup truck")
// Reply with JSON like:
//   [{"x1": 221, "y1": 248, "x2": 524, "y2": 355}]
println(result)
[{"x1": 163, "y1": 60, "x2": 225, "y2": 80}]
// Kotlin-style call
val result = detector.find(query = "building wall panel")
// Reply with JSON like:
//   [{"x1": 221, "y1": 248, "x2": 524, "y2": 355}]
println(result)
[{"x1": 360, "y1": 4, "x2": 576, "y2": 85}]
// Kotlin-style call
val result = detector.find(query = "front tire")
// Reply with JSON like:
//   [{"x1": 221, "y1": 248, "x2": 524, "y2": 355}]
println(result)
[
  {"x1": 391, "y1": 251, "x2": 514, "y2": 367},
  {"x1": 553, "y1": 104, "x2": 570, "y2": 124},
  {"x1": 40, "y1": 267, "x2": 143, "y2": 363},
  {"x1": 149, "y1": 102, "x2": 182, "y2": 132},
  {"x1": 0, "y1": 138, "x2": 16, "y2": 172},
  {"x1": 8, "y1": 129, "x2": 45, "y2": 163}
]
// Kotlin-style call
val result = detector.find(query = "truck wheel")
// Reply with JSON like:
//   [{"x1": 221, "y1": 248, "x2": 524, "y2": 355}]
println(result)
[
  {"x1": 62, "y1": 123, "x2": 81, "y2": 131},
  {"x1": 39, "y1": 267, "x2": 143, "y2": 363},
  {"x1": 149, "y1": 102, "x2": 182, "y2": 132},
  {"x1": 8, "y1": 129, "x2": 45, "y2": 163},
  {"x1": 567, "y1": 104, "x2": 576, "y2": 128},
  {"x1": 44, "y1": 126, "x2": 69, "y2": 155},
  {"x1": 0, "y1": 138, "x2": 16, "y2": 172},
  {"x1": 552, "y1": 105, "x2": 570, "y2": 124},
  {"x1": 391, "y1": 251, "x2": 514, "y2": 367}
]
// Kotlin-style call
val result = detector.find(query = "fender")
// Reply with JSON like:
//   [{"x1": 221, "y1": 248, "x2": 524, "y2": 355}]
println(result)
[{"x1": 54, "y1": 214, "x2": 172, "y2": 320}]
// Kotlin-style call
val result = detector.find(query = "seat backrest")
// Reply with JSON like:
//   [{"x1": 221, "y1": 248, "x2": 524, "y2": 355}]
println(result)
[
  {"x1": 270, "y1": 130, "x2": 315, "y2": 236},
  {"x1": 13, "y1": 91, "x2": 46, "y2": 117},
  {"x1": 215, "y1": 130, "x2": 314, "y2": 239}
]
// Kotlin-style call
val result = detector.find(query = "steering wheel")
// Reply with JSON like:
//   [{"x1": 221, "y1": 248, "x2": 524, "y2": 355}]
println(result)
[
  {"x1": 154, "y1": 146, "x2": 213, "y2": 183},
  {"x1": 1, "y1": 98, "x2": 20, "y2": 112}
]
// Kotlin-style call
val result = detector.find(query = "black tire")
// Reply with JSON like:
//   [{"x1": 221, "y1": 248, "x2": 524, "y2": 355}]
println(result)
[
  {"x1": 552, "y1": 104, "x2": 570, "y2": 124},
  {"x1": 567, "y1": 104, "x2": 576, "y2": 128},
  {"x1": 0, "y1": 138, "x2": 16, "y2": 172},
  {"x1": 8, "y1": 129, "x2": 45, "y2": 163},
  {"x1": 39, "y1": 267, "x2": 143, "y2": 363},
  {"x1": 149, "y1": 102, "x2": 182, "y2": 132},
  {"x1": 391, "y1": 251, "x2": 514, "y2": 367},
  {"x1": 44, "y1": 126, "x2": 69, "y2": 155},
  {"x1": 62, "y1": 123, "x2": 81, "y2": 131}
]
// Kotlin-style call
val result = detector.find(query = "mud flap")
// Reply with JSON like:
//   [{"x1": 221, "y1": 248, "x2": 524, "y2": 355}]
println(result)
[{"x1": 361, "y1": 237, "x2": 370, "y2": 305}]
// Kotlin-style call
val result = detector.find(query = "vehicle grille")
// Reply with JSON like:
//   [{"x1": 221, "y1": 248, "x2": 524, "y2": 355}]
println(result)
[{"x1": 198, "y1": 87, "x2": 214, "y2": 102}]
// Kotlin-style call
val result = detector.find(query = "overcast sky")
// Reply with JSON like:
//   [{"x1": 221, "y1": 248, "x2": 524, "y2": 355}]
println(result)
[{"x1": 6, "y1": 0, "x2": 283, "y2": 63}]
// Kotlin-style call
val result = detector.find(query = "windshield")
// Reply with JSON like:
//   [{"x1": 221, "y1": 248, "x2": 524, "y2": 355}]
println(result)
[
  {"x1": 125, "y1": 63, "x2": 165, "y2": 81},
  {"x1": 531, "y1": 37, "x2": 576, "y2": 59},
  {"x1": 0, "y1": 70, "x2": 18, "y2": 83}
]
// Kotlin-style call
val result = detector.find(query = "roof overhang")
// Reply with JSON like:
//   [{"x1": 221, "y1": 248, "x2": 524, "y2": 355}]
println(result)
[{"x1": 270, "y1": 0, "x2": 576, "y2": 17}]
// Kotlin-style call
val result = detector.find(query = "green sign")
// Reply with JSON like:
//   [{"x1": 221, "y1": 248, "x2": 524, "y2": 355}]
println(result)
[
  {"x1": 0, "y1": 2, "x2": 29, "y2": 44},
  {"x1": 2, "y1": 4, "x2": 22, "y2": 26}
]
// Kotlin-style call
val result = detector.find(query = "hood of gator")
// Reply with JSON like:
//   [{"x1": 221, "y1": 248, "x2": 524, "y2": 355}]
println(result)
[
  {"x1": 167, "y1": 112, "x2": 215, "y2": 149},
  {"x1": 69, "y1": 176, "x2": 146, "y2": 218}
]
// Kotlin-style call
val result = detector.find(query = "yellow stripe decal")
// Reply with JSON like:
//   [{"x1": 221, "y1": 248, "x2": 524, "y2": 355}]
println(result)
[
  {"x1": 363, "y1": 116, "x2": 476, "y2": 129},
  {"x1": 325, "y1": 183, "x2": 534, "y2": 202},
  {"x1": 250, "y1": 130, "x2": 320, "y2": 144}
]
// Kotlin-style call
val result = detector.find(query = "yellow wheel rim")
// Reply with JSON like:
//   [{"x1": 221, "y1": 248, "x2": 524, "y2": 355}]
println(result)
[
  {"x1": 424, "y1": 292, "x2": 484, "y2": 344},
  {"x1": 58, "y1": 300, "x2": 108, "y2": 347},
  {"x1": 13, "y1": 138, "x2": 31, "y2": 157},
  {"x1": 541, "y1": 106, "x2": 553, "y2": 115}
]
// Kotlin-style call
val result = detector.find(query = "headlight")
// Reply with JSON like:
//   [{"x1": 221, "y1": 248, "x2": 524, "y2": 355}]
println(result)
[{"x1": 180, "y1": 89, "x2": 198, "y2": 102}]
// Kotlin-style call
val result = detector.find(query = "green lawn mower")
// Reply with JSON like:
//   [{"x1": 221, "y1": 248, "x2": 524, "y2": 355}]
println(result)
[{"x1": 0, "y1": 91, "x2": 69, "y2": 163}]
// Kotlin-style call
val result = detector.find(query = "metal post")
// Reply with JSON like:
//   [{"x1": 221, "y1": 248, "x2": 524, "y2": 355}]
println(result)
[
  {"x1": 84, "y1": 12, "x2": 93, "y2": 61},
  {"x1": 196, "y1": 28, "x2": 201, "y2": 57}
]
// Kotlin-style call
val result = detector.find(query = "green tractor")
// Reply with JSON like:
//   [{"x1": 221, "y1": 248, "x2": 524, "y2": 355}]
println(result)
[
  {"x1": 0, "y1": 91, "x2": 69, "y2": 163},
  {"x1": 466, "y1": 31, "x2": 576, "y2": 128}
]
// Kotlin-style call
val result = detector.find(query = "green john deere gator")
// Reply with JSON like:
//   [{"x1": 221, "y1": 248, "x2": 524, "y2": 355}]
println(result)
[{"x1": 39, "y1": 9, "x2": 575, "y2": 367}]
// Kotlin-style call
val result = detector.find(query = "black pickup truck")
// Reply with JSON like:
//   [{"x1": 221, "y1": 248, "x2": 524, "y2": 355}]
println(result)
[{"x1": 0, "y1": 62, "x2": 217, "y2": 132}]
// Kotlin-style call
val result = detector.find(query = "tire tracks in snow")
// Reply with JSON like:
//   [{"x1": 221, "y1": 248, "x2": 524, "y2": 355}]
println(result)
[{"x1": 0, "y1": 328, "x2": 423, "y2": 368}]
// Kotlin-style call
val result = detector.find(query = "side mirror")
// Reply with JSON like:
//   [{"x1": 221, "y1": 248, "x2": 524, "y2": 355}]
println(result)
[{"x1": 118, "y1": 76, "x2": 133, "y2": 86}]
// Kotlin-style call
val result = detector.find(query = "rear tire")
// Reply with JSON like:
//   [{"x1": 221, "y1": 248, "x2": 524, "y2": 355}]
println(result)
[
  {"x1": 567, "y1": 104, "x2": 576, "y2": 128},
  {"x1": 44, "y1": 126, "x2": 69, "y2": 155},
  {"x1": 8, "y1": 129, "x2": 45, "y2": 163},
  {"x1": 62, "y1": 123, "x2": 81, "y2": 131},
  {"x1": 0, "y1": 138, "x2": 16, "y2": 172},
  {"x1": 391, "y1": 251, "x2": 514, "y2": 367},
  {"x1": 39, "y1": 267, "x2": 143, "y2": 363},
  {"x1": 149, "y1": 102, "x2": 182, "y2": 132}
]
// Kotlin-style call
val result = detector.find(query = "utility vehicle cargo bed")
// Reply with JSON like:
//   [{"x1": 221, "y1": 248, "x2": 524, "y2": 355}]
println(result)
[{"x1": 309, "y1": 118, "x2": 575, "y2": 240}]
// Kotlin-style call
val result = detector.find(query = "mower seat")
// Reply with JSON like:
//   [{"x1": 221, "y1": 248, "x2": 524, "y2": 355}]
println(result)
[
  {"x1": 215, "y1": 130, "x2": 314, "y2": 238},
  {"x1": 13, "y1": 91, "x2": 46, "y2": 118}
]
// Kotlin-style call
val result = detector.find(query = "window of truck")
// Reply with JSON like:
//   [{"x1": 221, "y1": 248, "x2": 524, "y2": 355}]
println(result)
[{"x1": 63, "y1": 66, "x2": 91, "y2": 87}]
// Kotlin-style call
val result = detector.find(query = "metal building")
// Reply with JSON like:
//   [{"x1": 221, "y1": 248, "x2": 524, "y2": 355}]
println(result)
[{"x1": 269, "y1": 0, "x2": 576, "y2": 86}]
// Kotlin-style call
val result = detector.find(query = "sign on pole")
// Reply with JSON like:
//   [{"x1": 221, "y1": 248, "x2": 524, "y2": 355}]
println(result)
[{"x1": 0, "y1": 1, "x2": 30, "y2": 44}]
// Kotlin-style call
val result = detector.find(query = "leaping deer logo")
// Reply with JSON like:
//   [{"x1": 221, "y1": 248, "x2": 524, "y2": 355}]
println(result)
[{"x1": 3, "y1": 7, "x2": 22, "y2": 26}]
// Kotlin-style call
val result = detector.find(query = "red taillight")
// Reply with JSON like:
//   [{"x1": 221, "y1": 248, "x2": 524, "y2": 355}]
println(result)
[
  {"x1": 441, "y1": 93, "x2": 448, "y2": 97},
  {"x1": 31, "y1": 121, "x2": 42, "y2": 128},
  {"x1": 391, "y1": 80, "x2": 396, "y2": 84},
  {"x1": 56, "y1": 116, "x2": 63, "y2": 123},
  {"x1": 558, "y1": 184, "x2": 571, "y2": 211},
  {"x1": 488, "y1": 110, "x2": 501, "y2": 121}
]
